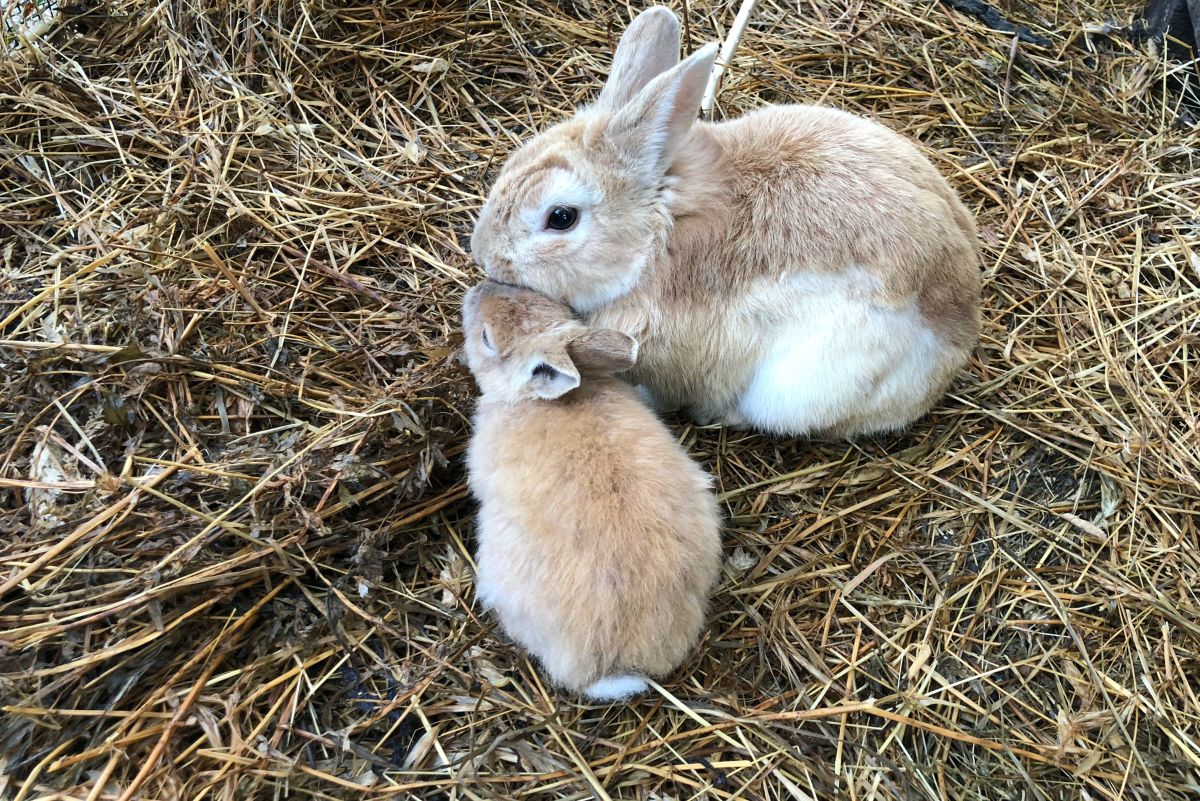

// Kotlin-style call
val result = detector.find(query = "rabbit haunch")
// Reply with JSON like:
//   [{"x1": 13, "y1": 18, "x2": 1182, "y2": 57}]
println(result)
[
  {"x1": 461, "y1": 280, "x2": 722, "y2": 701},
  {"x1": 470, "y1": 6, "x2": 981, "y2": 439}
]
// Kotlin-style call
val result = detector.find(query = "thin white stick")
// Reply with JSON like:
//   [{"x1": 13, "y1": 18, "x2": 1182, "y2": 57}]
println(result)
[{"x1": 700, "y1": 0, "x2": 760, "y2": 118}]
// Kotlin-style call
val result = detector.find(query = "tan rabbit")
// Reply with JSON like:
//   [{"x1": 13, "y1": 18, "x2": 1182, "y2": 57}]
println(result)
[
  {"x1": 471, "y1": 6, "x2": 981, "y2": 439},
  {"x1": 462, "y1": 279, "x2": 722, "y2": 701}
]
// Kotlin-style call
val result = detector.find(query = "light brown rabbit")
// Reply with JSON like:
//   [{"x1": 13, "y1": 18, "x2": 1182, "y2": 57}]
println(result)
[
  {"x1": 462, "y1": 279, "x2": 722, "y2": 701},
  {"x1": 470, "y1": 6, "x2": 981, "y2": 439}
]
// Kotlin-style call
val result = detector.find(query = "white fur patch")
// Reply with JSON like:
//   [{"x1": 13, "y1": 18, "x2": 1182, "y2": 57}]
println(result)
[
  {"x1": 583, "y1": 674, "x2": 649, "y2": 702},
  {"x1": 737, "y1": 268, "x2": 948, "y2": 436}
]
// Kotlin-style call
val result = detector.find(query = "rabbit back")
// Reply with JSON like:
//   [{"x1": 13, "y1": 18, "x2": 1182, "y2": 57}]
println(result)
[
  {"x1": 584, "y1": 104, "x2": 980, "y2": 435},
  {"x1": 468, "y1": 383, "x2": 722, "y2": 693}
]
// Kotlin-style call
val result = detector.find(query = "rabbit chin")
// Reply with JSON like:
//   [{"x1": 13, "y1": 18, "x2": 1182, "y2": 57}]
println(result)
[{"x1": 558, "y1": 252, "x2": 648, "y2": 314}]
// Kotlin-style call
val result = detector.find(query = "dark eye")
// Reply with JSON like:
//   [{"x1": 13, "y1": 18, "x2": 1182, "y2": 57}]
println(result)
[
  {"x1": 480, "y1": 328, "x2": 492, "y2": 349},
  {"x1": 545, "y1": 206, "x2": 578, "y2": 231}
]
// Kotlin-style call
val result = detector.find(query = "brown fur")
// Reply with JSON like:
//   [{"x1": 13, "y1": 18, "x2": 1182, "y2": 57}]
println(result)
[
  {"x1": 462, "y1": 280, "x2": 723, "y2": 698},
  {"x1": 599, "y1": 106, "x2": 982, "y2": 417},
  {"x1": 471, "y1": 8, "x2": 983, "y2": 437}
]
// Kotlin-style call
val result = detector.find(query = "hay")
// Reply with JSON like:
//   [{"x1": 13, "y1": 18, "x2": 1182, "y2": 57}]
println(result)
[{"x1": 1, "y1": 0, "x2": 1198, "y2": 797}]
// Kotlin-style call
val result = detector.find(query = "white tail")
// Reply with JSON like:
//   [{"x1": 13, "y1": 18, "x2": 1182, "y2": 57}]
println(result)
[{"x1": 583, "y1": 674, "x2": 649, "y2": 701}]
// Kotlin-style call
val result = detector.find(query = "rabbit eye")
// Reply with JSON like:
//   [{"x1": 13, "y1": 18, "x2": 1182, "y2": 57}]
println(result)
[
  {"x1": 480, "y1": 328, "x2": 493, "y2": 349},
  {"x1": 545, "y1": 206, "x2": 578, "y2": 231}
]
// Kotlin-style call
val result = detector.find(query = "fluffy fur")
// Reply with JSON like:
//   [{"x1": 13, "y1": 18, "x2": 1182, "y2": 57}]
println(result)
[
  {"x1": 470, "y1": 6, "x2": 982, "y2": 438},
  {"x1": 462, "y1": 280, "x2": 723, "y2": 701}
]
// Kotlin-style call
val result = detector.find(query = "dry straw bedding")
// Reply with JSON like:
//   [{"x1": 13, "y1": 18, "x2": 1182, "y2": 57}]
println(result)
[{"x1": 1, "y1": 0, "x2": 1198, "y2": 798}]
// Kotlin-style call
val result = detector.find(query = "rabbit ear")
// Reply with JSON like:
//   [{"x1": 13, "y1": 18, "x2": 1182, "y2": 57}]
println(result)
[
  {"x1": 526, "y1": 347, "x2": 581, "y2": 400},
  {"x1": 596, "y1": 7, "x2": 682, "y2": 111},
  {"x1": 568, "y1": 329, "x2": 638, "y2": 374},
  {"x1": 606, "y1": 42, "x2": 718, "y2": 172}
]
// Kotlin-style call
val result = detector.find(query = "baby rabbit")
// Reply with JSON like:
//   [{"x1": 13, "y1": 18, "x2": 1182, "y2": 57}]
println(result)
[
  {"x1": 471, "y1": 6, "x2": 981, "y2": 439},
  {"x1": 462, "y1": 279, "x2": 722, "y2": 702}
]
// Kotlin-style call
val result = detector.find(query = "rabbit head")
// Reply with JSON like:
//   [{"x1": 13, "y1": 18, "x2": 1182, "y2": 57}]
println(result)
[
  {"x1": 470, "y1": 7, "x2": 717, "y2": 312},
  {"x1": 462, "y1": 280, "x2": 638, "y2": 402}
]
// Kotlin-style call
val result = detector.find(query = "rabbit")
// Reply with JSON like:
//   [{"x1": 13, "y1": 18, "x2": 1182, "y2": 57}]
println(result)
[
  {"x1": 461, "y1": 279, "x2": 722, "y2": 702},
  {"x1": 470, "y1": 6, "x2": 982, "y2": 439}
]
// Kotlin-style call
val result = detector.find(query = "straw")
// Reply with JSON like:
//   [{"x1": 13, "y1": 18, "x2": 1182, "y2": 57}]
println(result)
[{"x1": 2, "y1": 0, "x2": 1198, "y2": 798}]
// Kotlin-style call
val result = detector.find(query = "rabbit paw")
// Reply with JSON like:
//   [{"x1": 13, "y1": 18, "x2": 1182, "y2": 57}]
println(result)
[{"x1": 689, "y1": 407, "x2": 750, "y2": 430}]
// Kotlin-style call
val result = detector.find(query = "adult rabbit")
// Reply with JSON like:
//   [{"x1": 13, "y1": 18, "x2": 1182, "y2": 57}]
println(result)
[{"x1": 471, "y1": 6, "x2": 980, "y2": 437}]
